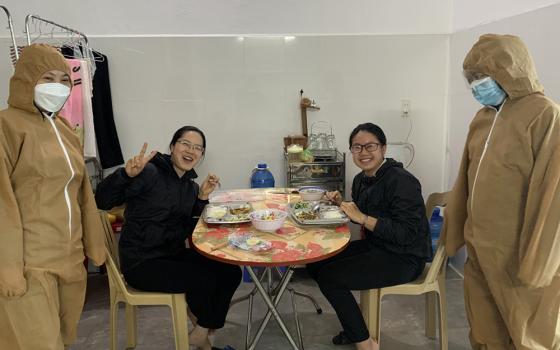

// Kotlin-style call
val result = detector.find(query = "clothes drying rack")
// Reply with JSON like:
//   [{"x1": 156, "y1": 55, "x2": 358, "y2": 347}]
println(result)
[
  {"x1": 24, "y1": 14, "x2": 102, "y2": 80},
  {"x1": 0, "y1": 6, "x2": 18, "y2": 66}
]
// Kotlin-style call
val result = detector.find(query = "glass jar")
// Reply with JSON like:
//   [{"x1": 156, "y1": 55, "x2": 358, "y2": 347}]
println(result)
[
  {"x1": 326, "y1": 134, "x2": 336, "y2": 150},
  {"x1": 317, "y1": 133, "x2": 327, "y2": 150},
  {"x1": 308, "y1": 134, "x2": 319, "y2": 150}
]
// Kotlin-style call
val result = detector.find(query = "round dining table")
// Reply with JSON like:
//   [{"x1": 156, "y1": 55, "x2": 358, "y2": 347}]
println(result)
[{"x1": 192, "y1": 188, "x2": 351, "y2": 350}]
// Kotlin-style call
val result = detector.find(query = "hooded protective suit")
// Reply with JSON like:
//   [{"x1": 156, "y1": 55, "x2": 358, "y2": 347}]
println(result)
[
  {"x1": 0, "y1": 44, "x2": 105, "y2": 349},
  {"x1": 442, "y1": 34, "x2": 560, "y2": 350}
]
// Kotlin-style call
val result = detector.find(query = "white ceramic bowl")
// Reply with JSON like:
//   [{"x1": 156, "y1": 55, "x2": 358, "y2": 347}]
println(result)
[
  {"x1": 250, "y1": 209, "x2": 288, "y2": 232},
  {"x1": 299, "y1": 186, "x2": 326, "y2": 201}
]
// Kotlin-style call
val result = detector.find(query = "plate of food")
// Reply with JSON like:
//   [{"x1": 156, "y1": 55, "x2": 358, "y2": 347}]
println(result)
[
  {"x1": 228, "y1": 232, "x2": 272, "y2": 252},
  {"x1": 203, "y1": 202, "x2": 253, "y2": 224},
  {"x1": 289, "y1": 201, "x2": 349, "y2": 225}
]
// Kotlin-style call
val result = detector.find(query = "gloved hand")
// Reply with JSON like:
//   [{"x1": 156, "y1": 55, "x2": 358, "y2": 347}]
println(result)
[{"x1": 0, "y1": 274, "x2": 27, "y2": 297}]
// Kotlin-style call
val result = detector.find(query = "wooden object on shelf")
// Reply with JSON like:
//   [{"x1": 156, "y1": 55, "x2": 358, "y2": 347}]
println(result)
[{"x1": 300, "y1": 89, "x2": 320, "y2": 136}]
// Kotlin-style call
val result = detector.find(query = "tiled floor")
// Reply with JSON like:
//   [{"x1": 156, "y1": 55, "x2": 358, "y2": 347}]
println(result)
[{"x1": 73, "y1": 266, "x2": 470, "y2": 350}]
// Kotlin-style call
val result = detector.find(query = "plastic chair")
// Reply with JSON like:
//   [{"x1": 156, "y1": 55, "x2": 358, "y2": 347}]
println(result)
[
  {"x1": 99, "y1": 211, "x2": 190, "y2": 350},
  {"x1": 359, "y1": 191, "x2": 450, "y2": 350}
]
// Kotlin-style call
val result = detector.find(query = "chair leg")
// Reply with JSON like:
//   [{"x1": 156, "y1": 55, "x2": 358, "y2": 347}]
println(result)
[
  {"x1": 171, "y1": 295, "x2": 189, "y2": 350},
  {"x1": 360, "y1": 289, "x2": 381, "y2": 343},
  {"x1": 125, "y1": 304, "x2": 138, "y2": 349},
  {"x1": 360, "y1": 290, "x2": 370, "y2": 325},
  {"x1": 425, "y1": 292, "x2": 437, "y2": 339},
  {"x1": 109, "y1": 298, "x2": 119, "y2": 350},
  {"x1": 437, "y1": 279, "x2": 448, "y2": 350}
]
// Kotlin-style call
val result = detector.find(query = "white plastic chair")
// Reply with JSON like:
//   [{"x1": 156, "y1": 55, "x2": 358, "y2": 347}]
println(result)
[
  {"x1": 360, "y1": 191, "x2": 450, "y2": 350},
  {"x1": 100, "y1": 211, "x2": 190, "y2": 350}
]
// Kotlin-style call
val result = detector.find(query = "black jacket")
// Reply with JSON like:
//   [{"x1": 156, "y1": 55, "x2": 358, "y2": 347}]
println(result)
[
  {"x1": 95, "y1": 153, "x2": 208, "y2": 272},
  {"x1": 352, "y1": 158, "x2": 431, "y2": 260}
]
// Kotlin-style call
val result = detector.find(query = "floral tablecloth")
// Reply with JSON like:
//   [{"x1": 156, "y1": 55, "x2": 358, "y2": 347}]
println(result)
[{"x1": 192, "y1": 188, "x2": 351, "y2": 266}]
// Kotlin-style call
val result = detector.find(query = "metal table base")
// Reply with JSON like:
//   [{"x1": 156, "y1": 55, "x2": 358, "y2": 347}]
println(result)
[{"x1": 245, "y1": 266, "x2": 304, "y2": 350}]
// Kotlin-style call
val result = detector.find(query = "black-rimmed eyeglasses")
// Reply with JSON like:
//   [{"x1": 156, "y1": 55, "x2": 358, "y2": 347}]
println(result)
[{"x1": 349, "y1": 142, "x2": 381, "y2": 154}]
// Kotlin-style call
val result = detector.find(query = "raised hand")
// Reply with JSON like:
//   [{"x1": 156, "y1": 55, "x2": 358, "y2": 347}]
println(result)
[
  {"x1": 199, "y1": 173, "x2": 221, "y2": 200},
  {"x1": 325, "y1": 190, "x2": 343, "y2": 206},
  {"x1": 125, "y1": 142, "x2": 157, "y2": 178}
]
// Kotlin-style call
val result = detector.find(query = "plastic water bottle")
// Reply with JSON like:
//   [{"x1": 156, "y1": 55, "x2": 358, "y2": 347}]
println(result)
[
  {"x1": 428, "y1": 207, "x2": 443, "y2": 261},
  {"x1": 250, "y1": 163, "x2": 275, "y2": 188}
]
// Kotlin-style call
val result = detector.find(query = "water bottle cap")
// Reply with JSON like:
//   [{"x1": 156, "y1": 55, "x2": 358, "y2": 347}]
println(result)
[
  {"x1": 431, "y1": 207, "x2": 440, "y2": 218},
  {"x1": 257, "y1": 163, "x2": 267, "y2": 169}
]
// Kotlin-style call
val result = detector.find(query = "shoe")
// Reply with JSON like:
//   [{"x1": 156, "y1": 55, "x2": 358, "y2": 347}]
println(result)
[
  {"x1": 212, "y1": 346, "x2": 236, "y2": 350},
  {"x1": 332, "y1": 331, "x2": 353, "y2": 345}
]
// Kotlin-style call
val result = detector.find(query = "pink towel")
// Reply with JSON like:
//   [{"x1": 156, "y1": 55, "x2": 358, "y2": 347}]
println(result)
[{"x1": 59, "y1": 59, "x2": 84, "y2": 134}]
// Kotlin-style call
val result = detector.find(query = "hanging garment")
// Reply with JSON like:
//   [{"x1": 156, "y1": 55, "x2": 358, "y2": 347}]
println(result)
[
  {"x1": 80, "y1": 60, "x2": 97, "y2": 158},
  {"x1": 91, "y1": 50, "x2": 124, "y2": 168},
  {"x1": 59, "y1": 58, "x2": 84, "y2": 143},
  {"x1": 61, "y1": 46, "x2": 124, "y2": 169},
  {"x1": 442, "y1": 34, "x2": 560, "y2": 350},
  {"x1": 0, "y1": 44, "x2": 105, "y2": 350}
]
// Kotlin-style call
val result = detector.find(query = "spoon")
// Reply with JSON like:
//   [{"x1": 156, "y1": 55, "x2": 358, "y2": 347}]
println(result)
[{"x1": 312, "y1": 203, "x2": 321, "y2": 212}]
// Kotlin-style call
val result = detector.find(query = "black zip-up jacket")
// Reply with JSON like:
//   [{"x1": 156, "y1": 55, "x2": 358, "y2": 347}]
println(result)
[
  {"x1": 95, "y1": 153, "x2": 208, "y2": 272},
  {"x1": 352, "y1": 158, "x2": 431, "y2": 260}
]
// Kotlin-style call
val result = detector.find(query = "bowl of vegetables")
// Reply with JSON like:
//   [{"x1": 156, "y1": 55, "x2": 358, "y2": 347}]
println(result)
[{"x1": 249, "y1": 209, "x2": 288, "y2": 232}]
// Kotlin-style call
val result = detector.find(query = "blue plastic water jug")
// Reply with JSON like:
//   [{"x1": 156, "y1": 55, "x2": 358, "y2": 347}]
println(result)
[
  {"x1": 250, "y1": 163, "x2": 275, "y2": 188},
  {"x1": 429, "y1": 207, "x2": 443, "y2": 261},
  {"x1": 243, "y1": 164, "x2": 275, "y2": 282}
]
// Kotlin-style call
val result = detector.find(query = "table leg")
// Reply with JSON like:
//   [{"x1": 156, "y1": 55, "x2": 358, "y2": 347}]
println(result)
[
  {"x1": 246, "y1": 292, "x2": 254, "y2": 350},
  {"x1": 290, "y1": 288, "x2": 305, "y2": 350},
  {"x1": 290, "y1": 288, "x2": 323, "y2": 314},
  {"x1": 246, "y1": 266, "x2": 300, "y2": 350},
  {"x1": 231, "y1": 267, "x2": 267, "y2": 308}
]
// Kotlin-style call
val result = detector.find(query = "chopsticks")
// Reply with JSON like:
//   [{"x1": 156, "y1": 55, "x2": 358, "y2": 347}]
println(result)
[{"x1": 210, "y1": 242, "x2": 229, "y2": 252}]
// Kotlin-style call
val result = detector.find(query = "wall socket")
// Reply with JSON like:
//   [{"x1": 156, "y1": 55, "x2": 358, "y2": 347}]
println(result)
[{"x1": 401, "y1": 99, "x2": 411, "y2": 117}]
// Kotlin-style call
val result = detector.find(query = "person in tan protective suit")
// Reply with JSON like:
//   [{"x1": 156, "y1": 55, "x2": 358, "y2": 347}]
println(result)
[
  {"x1": 442, "y1": 34, "x2": 560, "y2": 350},
  {"x1": 0, "y1": 44, "x2": 105, "y2": 349}
]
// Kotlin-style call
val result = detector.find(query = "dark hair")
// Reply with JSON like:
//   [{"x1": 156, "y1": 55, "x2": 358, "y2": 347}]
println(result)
[
  {"x1": 348, "y1": 123, "x2": 387, "y2": 147},
  {"x1": 169, "y1": 126, "x2": 206, "y2": 153}
]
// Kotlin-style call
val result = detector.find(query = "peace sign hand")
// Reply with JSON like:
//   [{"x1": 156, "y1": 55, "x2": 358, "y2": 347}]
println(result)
[{"x1": 125, "y1": 142, "x2": 157, "y2": 178}]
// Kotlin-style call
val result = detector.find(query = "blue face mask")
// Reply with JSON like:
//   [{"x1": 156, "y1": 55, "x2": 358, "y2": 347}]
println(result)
[{"x1": 470, "y1": 77, "x2": 507, "y2": 107}]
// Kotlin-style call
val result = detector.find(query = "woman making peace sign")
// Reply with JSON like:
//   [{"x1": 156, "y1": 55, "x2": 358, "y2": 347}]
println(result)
[{"x1": 96, "y1": 126, "x2": 241, "y2": 350}]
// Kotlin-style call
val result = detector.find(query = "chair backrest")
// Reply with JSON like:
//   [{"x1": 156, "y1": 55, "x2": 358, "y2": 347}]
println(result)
[
  {"x1": 424, "y1": 191, "x2": 451, "y2": 284},
  {"x1": 98, "y1": 210, "x2": 130, "y2": 295},
  {"x1": 99, "y1": 210, "x2": 120, "y2": 269}
]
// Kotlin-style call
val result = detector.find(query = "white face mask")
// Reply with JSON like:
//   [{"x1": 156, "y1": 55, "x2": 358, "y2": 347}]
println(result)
[{"x1": 34, "y1": 83, "x2": 71, "y2": 113}]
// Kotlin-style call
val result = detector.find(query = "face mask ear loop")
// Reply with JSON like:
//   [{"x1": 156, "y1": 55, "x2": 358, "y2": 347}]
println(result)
[{"x1": 34, "y1": 102, "x2": 56, "y2": 121}]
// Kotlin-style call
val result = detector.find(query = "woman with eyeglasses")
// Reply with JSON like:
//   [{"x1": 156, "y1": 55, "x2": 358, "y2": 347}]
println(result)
[
  {"x1": 307, "y1": 123, "x2": 431, "y2": 350},
  {"x1": 96, "y1": 126, "x2": 241, "y2": 350}
]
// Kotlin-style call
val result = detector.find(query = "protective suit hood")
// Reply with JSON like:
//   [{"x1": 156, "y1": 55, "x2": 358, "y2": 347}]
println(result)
[
  {"x1": 7, "y1": 43, "x2": 72, "y2": 114},
  {"x1": 463, "y1": 34, "x2": 543, "y2": 99}
]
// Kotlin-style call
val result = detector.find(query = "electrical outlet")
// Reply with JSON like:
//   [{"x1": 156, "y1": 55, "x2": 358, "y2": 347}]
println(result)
[{"x1": 401, "y1": 99, "x2": 411, "y2": 118}]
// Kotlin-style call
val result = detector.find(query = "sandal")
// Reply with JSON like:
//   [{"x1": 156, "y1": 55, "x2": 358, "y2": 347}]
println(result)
[{"x1": 332, "y1": 331, "x2": 353, "y2": 345}]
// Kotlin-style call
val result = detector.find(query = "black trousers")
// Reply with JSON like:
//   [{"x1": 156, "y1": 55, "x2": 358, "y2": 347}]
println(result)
[
  {"x1": 124, "y1": 248, "x2": 242, "y2": 329},
  {"x1": 307, "y1": 240, "x2": 425, "y2": 343}
]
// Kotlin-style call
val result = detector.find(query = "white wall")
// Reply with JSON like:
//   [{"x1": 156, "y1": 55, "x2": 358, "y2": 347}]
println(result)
[
  {"x1": 452, "y1": 0, "x2": 560, "y2": 32},
  {"x1": 0, "y1": 35, "x2": 449, "y2": 198},
  {"x1": 446, "y1": 3, "x2": 560, "y2": 271},
  {"x1": 91, "y1": 35, "x2": 448, "y2": 197},
  {"x1": 2, "y1": 0, "x2": 451, "y2": 36}
]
